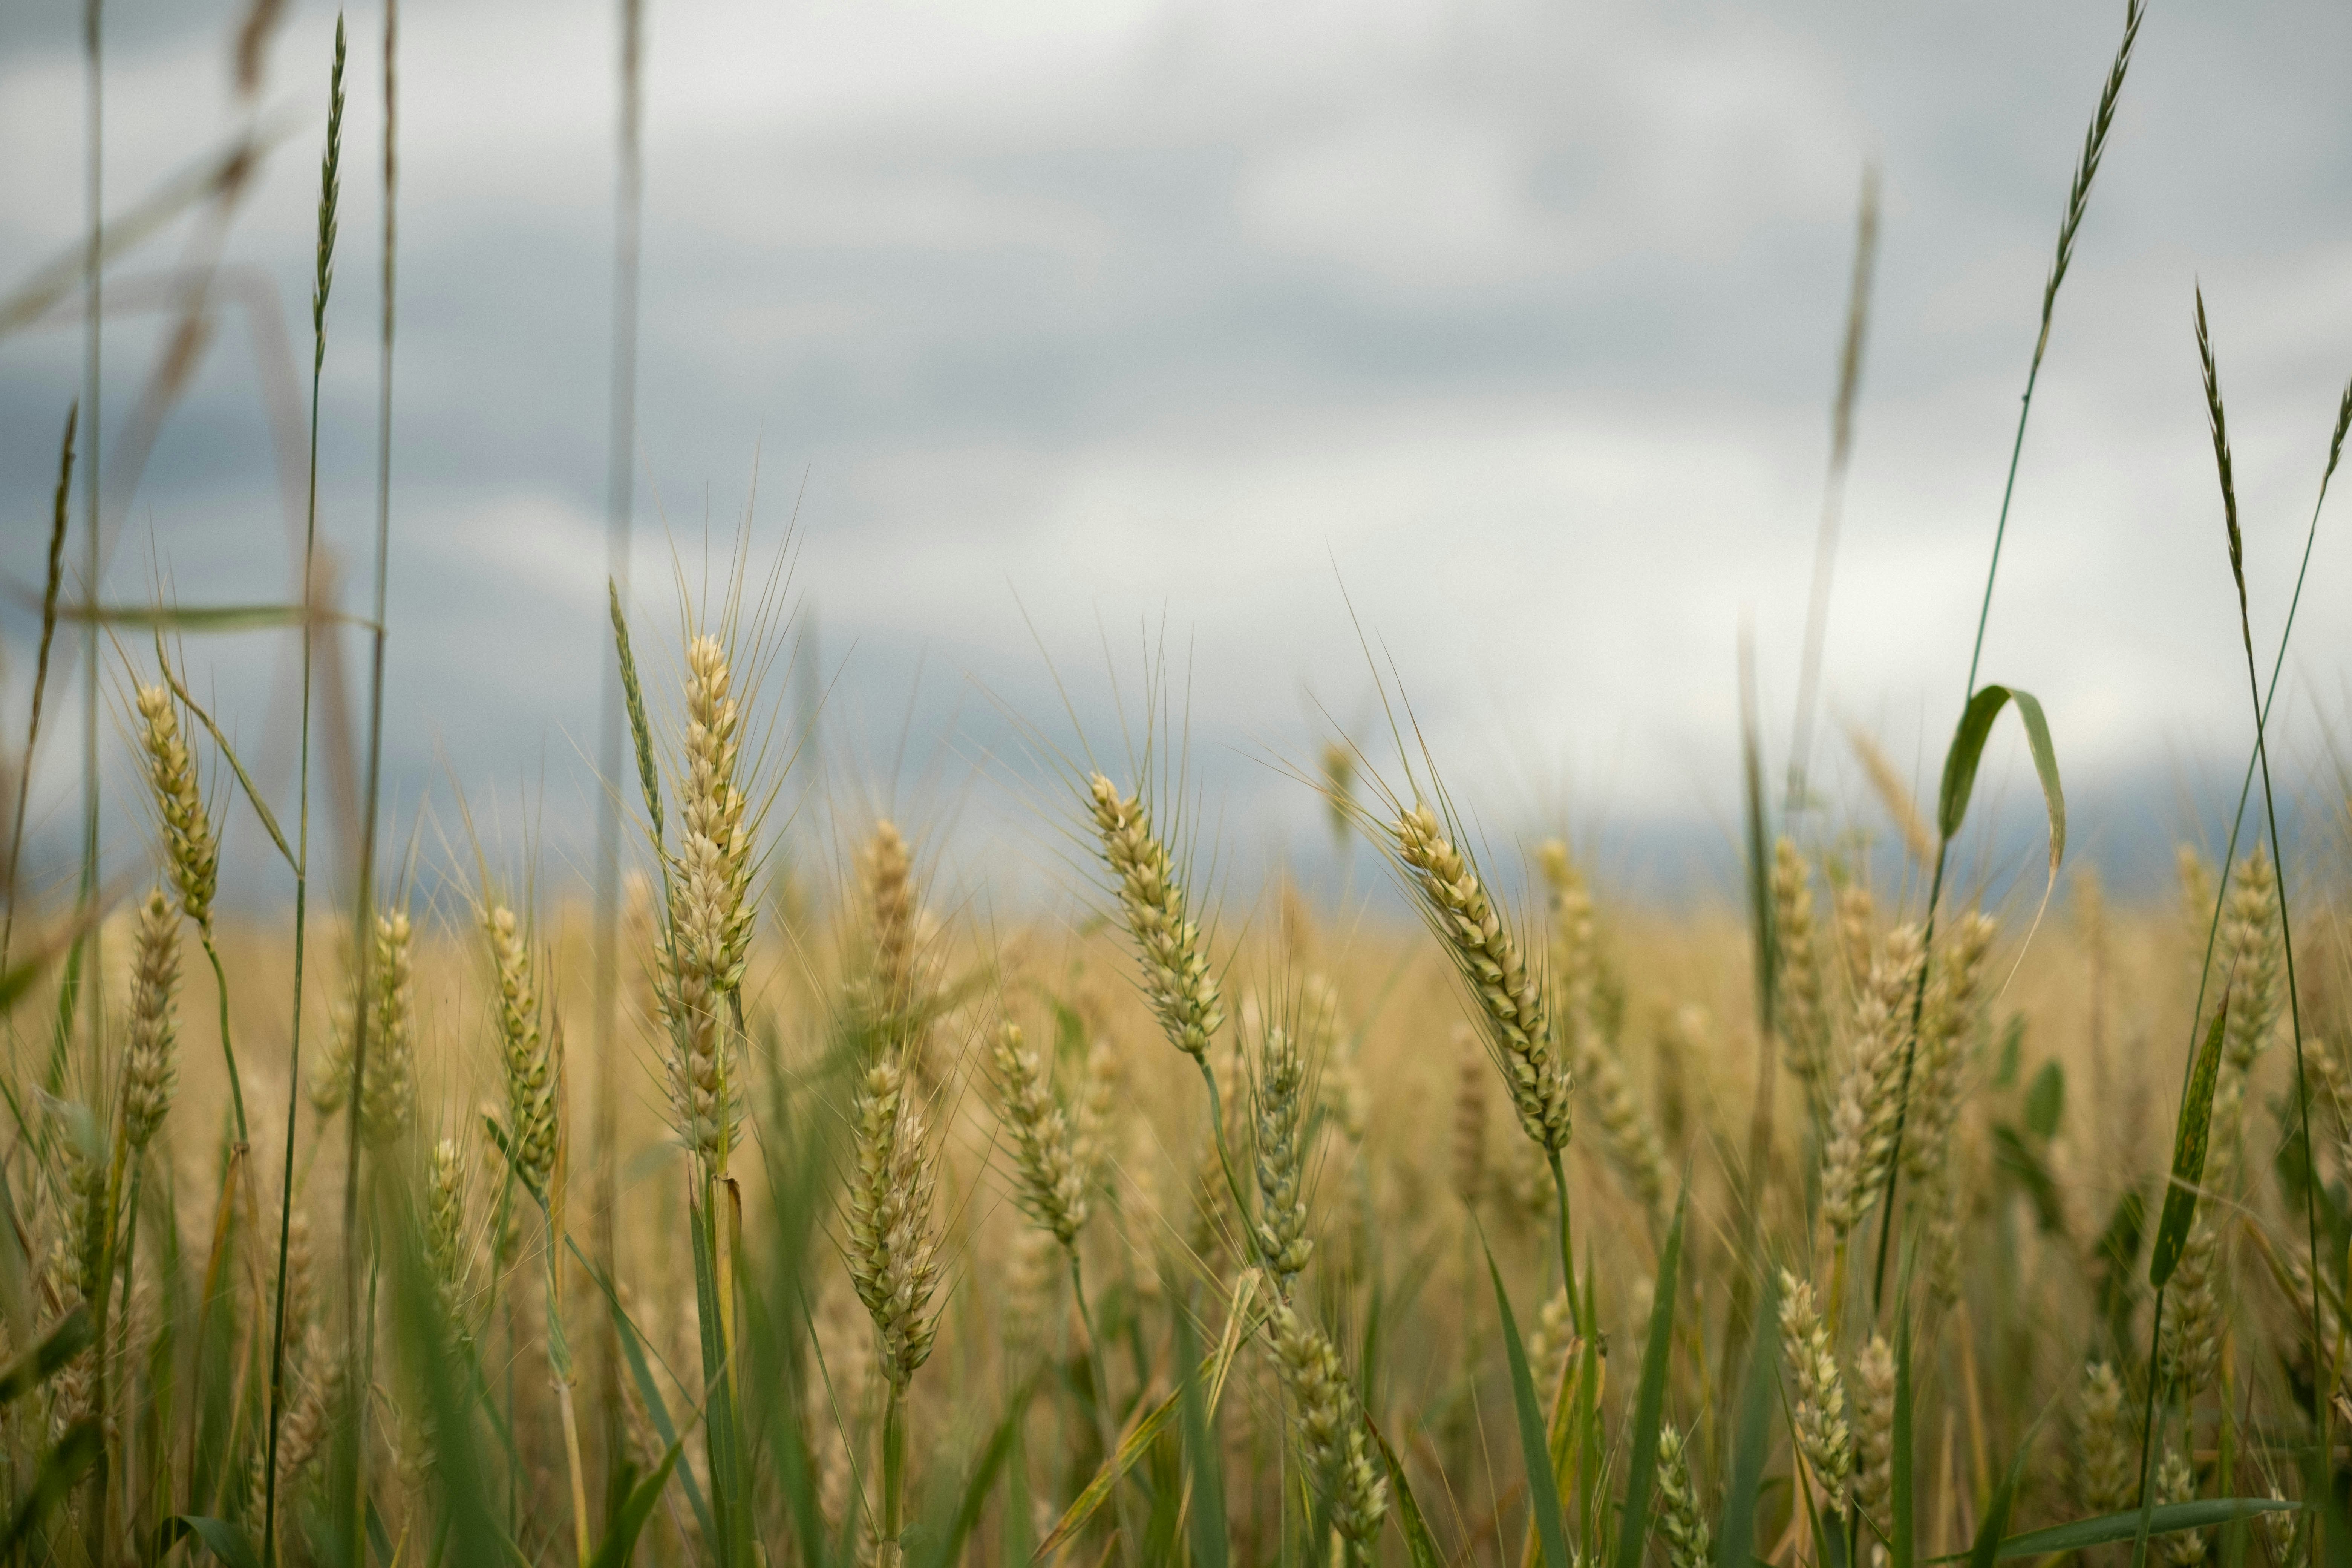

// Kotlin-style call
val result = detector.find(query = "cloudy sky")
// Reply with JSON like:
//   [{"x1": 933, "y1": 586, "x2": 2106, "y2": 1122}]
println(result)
[{"x1": 2, "y1": 0, "x2": 2348, "y2": 911}]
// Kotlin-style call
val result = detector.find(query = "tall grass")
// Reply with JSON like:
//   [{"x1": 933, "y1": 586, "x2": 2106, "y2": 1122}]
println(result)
[{"x1": 8, "y1": 3, "x2": 2352, "y2": 1567}]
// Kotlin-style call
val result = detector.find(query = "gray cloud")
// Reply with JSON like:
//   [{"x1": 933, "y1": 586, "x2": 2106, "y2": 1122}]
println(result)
[{"x1": 3, "y1": 0, "x2": 2349, "y2": 913}]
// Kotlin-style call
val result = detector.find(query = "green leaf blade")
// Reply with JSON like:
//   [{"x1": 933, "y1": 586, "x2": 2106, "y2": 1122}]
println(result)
[
  {"x1": 1486, "y1": 1239, "x2": 1571, "y2": 1568},
  {"x1": 2152, "y1": 996, "x2": 2231, "y2": 1289},
  {"x1": 1614, "y1": 1187, "x2": 1687, "y2": 1568}
]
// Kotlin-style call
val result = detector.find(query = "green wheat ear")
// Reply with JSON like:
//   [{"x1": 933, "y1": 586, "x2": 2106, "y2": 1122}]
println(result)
[{"x1": 312, "y1": 14, "x2": 344, "y2": 367}]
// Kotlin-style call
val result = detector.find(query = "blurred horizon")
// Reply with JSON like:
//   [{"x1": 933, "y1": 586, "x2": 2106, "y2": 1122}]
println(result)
[{"x1": 4, "y1": 0, "x2": 2350, "y2": 917}]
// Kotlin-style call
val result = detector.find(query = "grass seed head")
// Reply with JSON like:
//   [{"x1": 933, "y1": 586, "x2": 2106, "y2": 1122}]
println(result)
[
  {"x1": 121, "y1": 887, "x2": 182, "y2": 1152},
  {"x1": 2079, "y1": 1361, "x2": 2133, "y2": 1515},
  {"x1": 1087, "y1": 773, "x2": 1224, "y2": 1060},
  {"x1": 484, "y1": 904, "x2": 557, "y2": 1194},
  {"x1": 135, "y1": 683, "x2": 217, "y2": 933},
  {"x1": 1269, "y1": 1303, "x2": 1387, "y2": 1544},
  {"x1": 661, "y1": 632, "x2": 755, "y2": 1166},
  {"x1": 1853, "y1": 1332, "x2": 1896, "y2": 1520},
  {"x1": 1772, "y1": 838, "x2": 1831, "y2": 1088},
  {"x1": 1394, "y1": 803, "x2": 1569, "y2": 1152},
  {"x1": 1655, "y1": 1424, "x2": 1713, "y2": 1568},
  {"x1": 989, "y1": 1021, "x2": 1089, "y2": 1248},
  {"x1": 358, "y1": 908, "x2": 418, "y2": 1148},
  {"x1": 847, "y1": 1060, "x2": 943, "y2": 1386},
  {"x1": 1779, "y1": 1271, "x2": 1853, "y2": 1499},
  {"x1": 1252, "y1": 1020, "x2": 1314, "y2": 1292}
]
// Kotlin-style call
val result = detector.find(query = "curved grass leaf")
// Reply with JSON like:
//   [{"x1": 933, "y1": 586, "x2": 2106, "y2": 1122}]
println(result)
[
  {"x1": 52, "y1": 600, "x2": 372, "y2": 633},
  {"x1": 1968, "y1": 1402, "x2": 2057, "y2": 1568},
  {"x1": 1485, "y1": 1239, "x2": 1571, "y2": 1568},
  {"x1": 159, "y1": 1515, "x2": 263, "y2": 1568},
  {"x1": 0, "y1": 1305, "x2": 91, "y2": 1406},
  {"x1": 1929, "y1": 1500, "x2": 2298, "y2": 1563},
  {"x1": 1613, "y1": 1187, "x2": 1687, "y2": 1568},
  {"x1": 1037, "y1": 1268, "x2": 1261, "y2": 1561},
  {"x1": 1176, "y1": 1307, "x2": 1230, "y2": 1568},
  {"x1": 2152, "y1": 995, "x2": 2230, "y2": 1289},
  {"x1": 590, "y1": 1434, "x2": 686, "y2": 1568},
  {"x1": 0, "y1": 131, "x2": 280, "y2": 337},
  {"x1": 1936, "y1": 684, "x2": 2065, "y2": 880},
  {"x1": 567, "y1": 1235, "x2": 717, "y2": 1544},
  {"x1": 1716, "y1": 1270, "x2": 1778, "y2": 1568},
  {"x1": 2, "y1": 1418, "x2": 101, "y2": 1552},
  {"x1": 1364, "y1": 1413, "x2": 1444, "y2": 1568},
  {"x1": 916, "y1": 1390, "x2": 1027, "y2": 1568},
  {"x1": 157, "y1": 656, "x2": 296, "y2": 870}
]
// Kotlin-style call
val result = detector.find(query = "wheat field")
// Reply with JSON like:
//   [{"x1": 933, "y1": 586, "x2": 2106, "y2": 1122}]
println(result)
[{"x1": 9, "y1": 0, "x2": 2352, "y2": 1565}]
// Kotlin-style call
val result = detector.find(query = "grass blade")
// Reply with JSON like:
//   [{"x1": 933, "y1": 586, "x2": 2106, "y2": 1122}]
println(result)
[
  {"x1": 1, "y1": 1418, "x2": 101, "y2": 1553},
  {"x1": 1037, "y1": 1267, "x2": 1259, "y2": 1560},
  {"x1": 1935, "y1": 684, "x2": 2065, "y2": 884},
  {"x1": 1612, "y1": 1186, "x2": 1687, "y2": 1568},
  {"x1": 1176, "y1": 1304, "x2": 1230, "y2": 1568},
  {"x1": 156, "y1": 654, "x2": 296, "y2": 870},
  {"x1": 589, "y1": 1434, "x2": 686, "y2": 1568},
  {"x1": 1968, "y1": 1407, "x2": 2051, "y2": 1568},
  {"x1": 915, "y1": 1390, "x2": 1026, "y2": 1568},
  {"x1": 1364, "y1": 1413, "x2": 1444, "y2": 1568},
  {"x1": 0, "y1": 1304, "x2": 91, "y2": 1405},
  {"x1": 160, "y1": 1516, "x2": 263, "y2": 1568},
  {"x1": 1715, "y1": 1270, "x2": 1778, "y2": 1568},
  {"x1": 1486, "y1": 1238, "x2": 1571, "y2": 1568},
  {"x1": 51, "y1": 600, "x2": 369, "y2": 632},
  {"x1": 1934, "y1": 1500, "x2": 2301, "y2": 1562},
  {"x1": 2151, "y1": 996, "x2": 2230, "y2": 1289}
]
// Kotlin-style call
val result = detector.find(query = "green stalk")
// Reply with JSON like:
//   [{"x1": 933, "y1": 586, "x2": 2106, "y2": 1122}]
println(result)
[
  {"x1": 879, "y1": 1380, "x2": 907, "y2": 1568},
  {"x1": 1874, "y1": 0, "x2": 2145, "y2": 1307},
  {"x1": 263, "y1": 23, "x2": 342, "y2": 1567},
  {"x1": 1195, "y1": 1058, "x2": 1263, "y2": 1273},
  {"x1": 0, "y1": 404, "x2": 76, "y2": 985},
  {"x1": 2197, "y1": 292, "x2": 2327, "y2": 1563},
  {"x1": 201, "y1": 940, "x2": 247, "y2": 1142},
  {"x1": 334, "y1": 4, "x2": 401, "y2": 1557},
  {"x1": 1546, "y1": 1149, "x2": 1585, "y2": 1340},
  {"x1": 1069, "y1": 1250, "x2": 1132, "y2": 1568},
  {"x1": 590, "y1": 0, "x2": 646, "y2": 1508}
]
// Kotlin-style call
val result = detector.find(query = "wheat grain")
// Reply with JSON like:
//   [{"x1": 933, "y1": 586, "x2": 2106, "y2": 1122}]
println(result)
[
  {"x1": 1251, "y1": 1019, "x2": 1314, "y2": 1294},
  {"x1": 1086, "y1": 774, "x2": 1223, "y2": 1061},
  {"x1": 135, "y1": 683, "x2": 218, "y2": 932},
  {"x1": 1852, "y1": 1332, "x2": 1895, "y2": 1521},
  {"x1": 989, "y1": 1021, "x2": 1089, "y2": 1248},
  {"x1": 121, "y1": 887, "x2": 180, "y2": 1152},
  {"x1": 1779, "y1": 1271, "x2": 1853, "y2": 1500},
  {"x1": 847, "y1": 1060, "x2": 942, "y2": 1386},
  {"x1": 1395, "y1": 804, "x2": 1569, "y2": 1152},
  {"x1": 1654, "y1": 1424, "x2": 1712, "y2": 1568}
]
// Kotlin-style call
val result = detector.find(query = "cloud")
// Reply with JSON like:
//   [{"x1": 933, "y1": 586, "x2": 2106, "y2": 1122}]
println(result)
[{"x1": 3, "y1": 0, "x2": 2349, "y2": 906}]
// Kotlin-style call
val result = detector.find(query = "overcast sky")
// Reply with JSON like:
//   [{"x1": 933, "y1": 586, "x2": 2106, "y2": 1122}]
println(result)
[{"x1": 3, "y1": 0, "x2": 2349, "y2": 911}]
